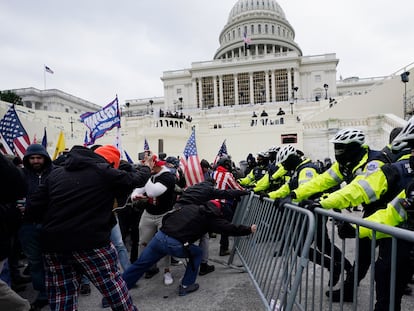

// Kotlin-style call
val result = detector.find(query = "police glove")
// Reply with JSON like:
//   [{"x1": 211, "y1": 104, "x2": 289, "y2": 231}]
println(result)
[
  {"x1": 298, "y1": 199, "x2": 320, "y2": 212},
  {"x1": 259, "y1": 192, "x2": 269, "y2": 202},
  {"x1": 273, "y1": 195, "x2": 292, "y2": 211},
  {"x1": 337, "y1": 221, "x2": 356, "y2": 239}
]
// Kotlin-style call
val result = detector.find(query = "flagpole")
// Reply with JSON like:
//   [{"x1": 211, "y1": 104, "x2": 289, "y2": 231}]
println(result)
[{"x1": 43, "y1": 64, "x2": 46, "y2": 89}]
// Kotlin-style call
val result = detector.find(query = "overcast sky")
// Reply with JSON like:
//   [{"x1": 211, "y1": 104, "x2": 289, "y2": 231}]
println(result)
[{"x1": 1, "y1": 0, "x2": 412, "y2": 106}]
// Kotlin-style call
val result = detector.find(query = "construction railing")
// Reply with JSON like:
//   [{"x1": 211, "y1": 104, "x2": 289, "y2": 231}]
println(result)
[{"x1": 229, "y1": 194, "x2": 414, "y2": 311}]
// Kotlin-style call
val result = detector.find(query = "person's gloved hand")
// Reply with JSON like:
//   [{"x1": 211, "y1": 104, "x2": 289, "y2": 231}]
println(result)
[
  {"x1": 299, "y1": 199, "x2": 321, "y2": 212},
  {"x1": 273, "y1": 195, "x2": 292, "y2": 210},
  {"x1": 259, "y1": 192, "x2": 269, "y2": 202},
  {"x1": 337, "y1": 221, "x2": 356, "y2": 239}
]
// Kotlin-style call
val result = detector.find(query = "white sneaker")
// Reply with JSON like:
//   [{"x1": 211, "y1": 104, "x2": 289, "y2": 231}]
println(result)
[{"x1": 164, "y1": 272, "x2": 173, "y2": 285}]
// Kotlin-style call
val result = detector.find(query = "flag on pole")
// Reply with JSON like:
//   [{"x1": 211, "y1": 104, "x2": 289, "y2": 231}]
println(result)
[
  {"x1": 41, "y1": 127, "x2": 47, "y2": 148},
  {"x1": 144, "y1": 138, "x2": 150, "y2": 151},
  {"x1": 45, "y1": 65, "x2": 54, "y2": 74},
  {"x1": 52, "y1": 131, "x2": 66, "y2": 160},
  {"x1": 80, "y1": 97, "x2": 121, "y2": 145},
  {"x1": 0, "y1": 105, "x2": 30, "y2": 159},
  {"x1": 180, "y1": 129, "x2": 204, "y2": 187},
  {"x1": 124, "y1": 150, "x2": 134, "y2": 164},
  {"x1": 213, "y1": 139, "x2": 228, "y2": 166},
  {"x1": 243, "y1": 31, "x2": 251, "y2": 47}
]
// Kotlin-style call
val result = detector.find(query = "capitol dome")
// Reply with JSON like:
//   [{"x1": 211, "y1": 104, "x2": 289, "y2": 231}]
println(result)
[{"x1": 214, "y1": 0, "x2": 302, "y2": 59}]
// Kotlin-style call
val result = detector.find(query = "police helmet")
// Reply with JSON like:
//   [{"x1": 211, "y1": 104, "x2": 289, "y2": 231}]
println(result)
[
  {"x1": 330, "y1": 128, "x2": 365, "y2": 145},
  {"x1": 276, "y1": 145, "x2": 296, "y2": 164},
  {"x1": 392, "y1": 116, "x2": 414, "y2": 148}
]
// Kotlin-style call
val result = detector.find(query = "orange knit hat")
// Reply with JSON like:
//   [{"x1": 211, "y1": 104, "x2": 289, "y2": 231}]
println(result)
[{"x1": 94, "y1": 145, "x2": 120, "y2": 169}]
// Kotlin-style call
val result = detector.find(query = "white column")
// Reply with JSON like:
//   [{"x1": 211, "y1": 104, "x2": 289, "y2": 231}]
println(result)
[
  {"x1": 192, "y1": 79, "x2": 197, "y2": 109},
  {"x1": 219, "y1": 75, "x2": 224, "y2": 106},
  {"x1": 287, "y1": 69, "x2": 292, "y2": 102},
  {"x1": 234, "y1": 74, "x2": 239, "y2": 105},
  {"x1": 213, "y1": 76, "x2": 218, "y2": 107},
  {"x1": 249, "y1": 72, "x2": 254, "y2": 104},
  {"x1": 198, "y1": 78, "x2": 203, "y2": 108},
  {"x1": 271, "y1": 70, "x2": 276, "y2": 103},
  {"x1": 265, "y1": 71, "x2": 270, "y2": 103}
]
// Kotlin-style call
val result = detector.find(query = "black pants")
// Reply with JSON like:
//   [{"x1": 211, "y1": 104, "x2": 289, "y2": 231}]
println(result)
[
  {"x1": 220, "y1": 203, "x2": 235, "y2": 250},
  {"x1": 374, "y1": 238, "x2": 412, "y2": 311}
]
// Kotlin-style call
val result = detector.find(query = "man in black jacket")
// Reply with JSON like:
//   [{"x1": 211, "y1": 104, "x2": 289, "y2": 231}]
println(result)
[
  {"x1": 0, "y1": 153, "x2": 31, "y2": 310},
  {"x1": 122, "y1": 180, "x2": 256, "y2": 296},
  {"x1": 27, "y1": 145, "x2": 153, "y2": 311}
]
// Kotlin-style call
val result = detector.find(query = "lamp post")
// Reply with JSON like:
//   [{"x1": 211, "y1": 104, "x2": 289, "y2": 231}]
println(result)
[
  {"x1": 290, "y1": 101, "x2": 294, "y2": 115},
  {"x1": 69, "y1": 116, "x2": 74, "y2": 138},
  {"x1": 178, "y1": 97, "x2": 183, "y2": 110},
  {"x1": 293, "y1": 86, "x2": 298, "y2": 103},
  {"x1": 149, "y1": 100, "x2": 153, "y2": 114},
  {"x1": 401, "y1": 71, "x2": 410, "y2": 119},
  {"x1": 323, "y1": 84, "x2": 329, "y2": 100}
]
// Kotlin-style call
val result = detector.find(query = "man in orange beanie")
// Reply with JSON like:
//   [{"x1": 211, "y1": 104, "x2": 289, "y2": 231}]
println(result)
[
  {"x1": 94, "y1": 145, "x2": 121, "y2": 169},
  {"x1": 26, "y1": 145, "x2": 153, "y2": 311}
]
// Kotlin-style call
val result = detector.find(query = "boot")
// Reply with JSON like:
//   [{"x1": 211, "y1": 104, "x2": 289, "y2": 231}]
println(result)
[
  {"x1": 328, "y1": 262, "x2": 342, "y2": 287},
  {"x1": 326, "y1": 282, "x2": 354, "y2": 302},
  {"x1": 199, "y1": 263, "x2": 215, "y2": 276}
]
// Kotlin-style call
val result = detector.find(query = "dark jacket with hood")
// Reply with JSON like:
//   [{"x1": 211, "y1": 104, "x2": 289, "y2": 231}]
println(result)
[
  {"x1": 27, "y1": 146, "x2": 151, "y2": 252},
  {"x1": 161, "y1": 180, "x2": 251, "y2": 244},
  {"x1": 0, "y1": 154, "x2": 27, "y2": 260},
  {"x1": 22, "y1": 143, "x2": 54, "y2": 223}
]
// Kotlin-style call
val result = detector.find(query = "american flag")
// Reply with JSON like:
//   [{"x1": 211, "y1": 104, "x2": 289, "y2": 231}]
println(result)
[
  {"x1": 0, "y1": 106, "x2": 30, "y2": 159},
  {"x1": 180, "y1": 129, "x2": 204, "y2": 187},
  {"x1": 144, "y1": 138, "x2": 150, "y2": 151},
  {"x1": 213, "y1": 139, "x2": 228, "y2": 166},
  {"x1": 45, "y1": 65, "x2": 54, "y2": 74},
  {"x1": 243, "y1": 31, "x2": 251, "y2": 45}
]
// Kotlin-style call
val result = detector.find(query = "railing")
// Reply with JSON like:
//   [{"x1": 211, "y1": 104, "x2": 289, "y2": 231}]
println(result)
[{"x1": 229, "y1": 194, "x2": 414, "y2": 310}]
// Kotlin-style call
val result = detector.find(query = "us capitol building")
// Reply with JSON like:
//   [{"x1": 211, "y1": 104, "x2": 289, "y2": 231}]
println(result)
[{"x1": 1, "y1": 0, "x2": 413, "y2": 163}]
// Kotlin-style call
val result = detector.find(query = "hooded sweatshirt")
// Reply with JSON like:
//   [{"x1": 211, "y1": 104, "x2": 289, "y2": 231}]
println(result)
[{"x1": 27, "y1": 146, "x2": 151, "y2": 252}]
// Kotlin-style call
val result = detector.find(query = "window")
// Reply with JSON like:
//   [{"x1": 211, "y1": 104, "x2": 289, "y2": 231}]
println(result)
[
  {"x1": 265, "y1": 24, "x2": 268, "y2": 33},
  {"x1": 251, "y1": 24, "x2": 254, "y2": 34},
  {"x1": 315, "y1": 75, "x2": 321, "y2": 82},
  {"x1": 258, "y1": 24, "x2": 262, "y2": 34},
  {"x1": 176, "y1": 88, "x2": 182, "y2": 95},
  {"x1": 271, "y1": 25, "x2": 275, "y2": 34},
  {"x1": 281, "y1": 134, "x2": 297, "y2": 144}
]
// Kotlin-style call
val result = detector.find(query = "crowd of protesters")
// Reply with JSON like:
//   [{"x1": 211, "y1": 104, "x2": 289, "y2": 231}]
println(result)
[{"x1": 3, "y1": 120, "x2": 414, "y2": 310}]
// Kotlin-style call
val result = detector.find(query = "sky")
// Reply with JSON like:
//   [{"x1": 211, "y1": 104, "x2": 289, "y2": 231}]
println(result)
[{"x1": 1, "y1": 0, "x2": 413, "y2": 106}]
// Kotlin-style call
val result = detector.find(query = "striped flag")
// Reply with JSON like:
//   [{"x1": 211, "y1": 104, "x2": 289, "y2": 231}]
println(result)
[
  {"x1": 0, "y1": 105, "x2": 30, "y2": 159},
  {"x1": 180, "y1": 129, "x2": 204, "y2": 187},
  {"x1": 213, "y1": 139, "x2": 228, "y2": 166},
  {"x1": 144, "y1": 138, "x2": 150, "y2": 151}
]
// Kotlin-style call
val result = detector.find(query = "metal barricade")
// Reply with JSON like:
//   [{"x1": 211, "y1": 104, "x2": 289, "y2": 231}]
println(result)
[
  {"x1": 229, "y1": 194, "x2": 316, "y2": 311},
  {"x1": 228, "y1": 194, "x2": 414, "y2": 311}
]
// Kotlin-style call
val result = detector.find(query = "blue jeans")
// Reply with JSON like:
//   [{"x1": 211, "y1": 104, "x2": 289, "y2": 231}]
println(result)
[
  {"x1": 122, "y1": 231, "x2": 202, "y2": 289},
  {"x1": 111, "y1": 222, "x2": 130, "y2": 271},
  {"x1": 19, "y1": 223, "x2": 47, "y2": 300}
]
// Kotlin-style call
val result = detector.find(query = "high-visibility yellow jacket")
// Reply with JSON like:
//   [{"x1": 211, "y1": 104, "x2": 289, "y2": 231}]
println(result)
[
  {"x1": 292, "y1": 146, "x2": 386, "y2": 202},
  {"x1": 253, "y1": 163, "x2": 287, "y2": 193},
  {"x1": 238, "y1": 164, "x2": 268, "y2": 187},
  {"x1": 319, "y1": 154, "x2": 411, "y2": 210},
  {"x1": 268, "y1": 159, "x2": 319, "y2": 200},
  {"x1": 359, "y1": 190, "x2": 408, "y2": 239}
]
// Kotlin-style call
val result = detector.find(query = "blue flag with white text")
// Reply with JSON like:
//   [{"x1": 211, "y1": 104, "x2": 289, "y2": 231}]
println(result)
[{"x1": 80, "y1": 97, "x2": 120, "y2": 145}]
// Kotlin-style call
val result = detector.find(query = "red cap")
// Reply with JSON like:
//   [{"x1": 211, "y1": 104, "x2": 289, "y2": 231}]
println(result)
[
  {"x1": 152, "y1": 154, "x2": 166, "y2": 167},
  {"x1": 209, "y1": 199, "x2": 221, "y2": 209}
]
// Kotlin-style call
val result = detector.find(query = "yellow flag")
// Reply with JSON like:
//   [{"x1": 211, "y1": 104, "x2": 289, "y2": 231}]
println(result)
[{"x1": 52, "y1": 131, "x2": 66, "y2": 160}]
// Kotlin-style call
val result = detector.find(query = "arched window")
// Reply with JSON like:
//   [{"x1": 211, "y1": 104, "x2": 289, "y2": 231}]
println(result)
[
  {"x1": 265, "y1": 24, "x2": 268, "y2": 33},
  {"x1": 271, "y1": 25, "x2": 275, "y2": 34},
  {"x1": 258, "y1": 24, "x2": 262, "y2": 34},
  {"x1": 251, "y1": 24, "x2": 254, "y2": 34}
]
